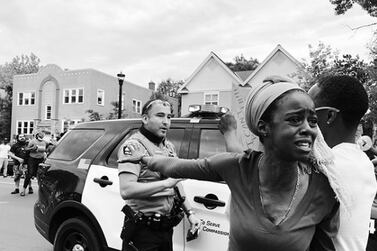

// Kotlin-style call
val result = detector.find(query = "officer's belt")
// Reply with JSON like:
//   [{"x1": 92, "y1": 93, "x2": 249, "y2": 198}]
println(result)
[{"x1": 136, "y1": 212, "x2": 183, "y2": 231}]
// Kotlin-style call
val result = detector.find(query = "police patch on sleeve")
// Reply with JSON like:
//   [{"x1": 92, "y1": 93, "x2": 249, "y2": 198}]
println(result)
[{"x1": 123, "y1": 145, "x2": 132, "y2": 155}]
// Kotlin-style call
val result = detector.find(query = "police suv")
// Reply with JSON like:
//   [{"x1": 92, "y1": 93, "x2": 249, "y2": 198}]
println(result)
[
  {"x1": 34, "y1": 105, "x2": 231, "y2": 251},
  {"x1": 34, "y1": 104, "x2": 377, "y2": 251}
]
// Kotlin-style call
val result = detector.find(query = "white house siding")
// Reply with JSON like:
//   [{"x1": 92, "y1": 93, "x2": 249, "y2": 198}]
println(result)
[
  {"x1": 185, "y1": 58, "x2": 235, "y2": 92},
  {"x1": 245, "y1": 51, "x2": 300, "y2": 86},
  {"x1": 180, "y1": 57, "x2": 238, "y2": 116}
]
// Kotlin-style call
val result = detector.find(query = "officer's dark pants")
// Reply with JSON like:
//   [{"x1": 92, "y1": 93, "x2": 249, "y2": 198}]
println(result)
[
  {"x1": 122, "y1": 224, "x2": 173, "y2": 251},
  {"x1": 24, "y1": 157, "x2": 43, "y2": 189}
]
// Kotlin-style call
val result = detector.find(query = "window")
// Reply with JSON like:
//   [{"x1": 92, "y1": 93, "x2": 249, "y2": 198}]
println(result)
[
  {"x1": 97, "y1": 89, "x2": 105, "y2": 106},
  {"x1": 204, "y1": 92, "x2": 219, "y2": 105},
  {"x1": 18, "y1": 92, "x2": 35, "y2": 106},
  {"x1": 62, "y1": 119, "x2": 82, "y2": 132},
  {"x1": 45, "y1": 105, "x2": 52, "y2": 120},
  {"x1": 199, "y1": 129, "x2": 226, "y2": 158},
  {"x1": 63, "y1": 88, "x2": 84, "y2": 104},
  {"x1": 107, "y1": 129, "x2": 138, "y2": 168},
  {"x1": 132, "y1": 99, "x2": 142, "y2": 114},
  {"x1": 49, "y1": 129, "x2": 104, "y2": 161},
  {"x1": 166, "y1": 128, "x2": 185, "y2": 154},
  {"x1": 16, "y1": 120, "x2": 34, "y2": 135}
]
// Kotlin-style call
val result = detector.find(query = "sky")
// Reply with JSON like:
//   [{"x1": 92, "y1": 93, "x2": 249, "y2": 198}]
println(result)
[{"x1": 0, "y1": 0, "x2": 376, "y2": 88}]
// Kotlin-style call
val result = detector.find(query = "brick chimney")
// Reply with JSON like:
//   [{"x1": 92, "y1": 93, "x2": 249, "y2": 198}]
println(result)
[{"x1": 148, "y1": 81, "x2": 156, "y2": 91}]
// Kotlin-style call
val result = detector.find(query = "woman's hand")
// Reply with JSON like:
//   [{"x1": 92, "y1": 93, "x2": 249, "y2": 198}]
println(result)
[
  {"x1": 117, "y1": 143, "x2": 147, "y2": 164},
  {"x1": 218, "y1": 113, "x2": 237, "y2": 135}
]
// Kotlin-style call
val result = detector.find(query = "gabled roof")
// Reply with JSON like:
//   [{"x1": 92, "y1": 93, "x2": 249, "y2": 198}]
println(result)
[
  {"x1": 234, "y1": 70, "x2": 254, "y2": 81},
  {"x1": 241, "y1": 44, "x2": 302, "y2": 86},
  {"x1": 178, "y1": 51, "x2": 242, "y2": 94}
]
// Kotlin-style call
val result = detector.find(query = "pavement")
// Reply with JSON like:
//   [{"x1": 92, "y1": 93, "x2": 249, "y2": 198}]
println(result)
[{"x1": 0, "y1": 176, "x2": 52, "y2": 251}]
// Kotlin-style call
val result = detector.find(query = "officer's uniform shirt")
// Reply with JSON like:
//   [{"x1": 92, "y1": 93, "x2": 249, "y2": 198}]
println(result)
[{"x1": 118, "y1": 130, "x2": 177, "y2": 216}]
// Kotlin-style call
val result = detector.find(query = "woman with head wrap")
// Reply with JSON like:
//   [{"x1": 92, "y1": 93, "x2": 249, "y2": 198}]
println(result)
[{"x1": 118, "y1": 78, "x2": 339, "y2": 251}]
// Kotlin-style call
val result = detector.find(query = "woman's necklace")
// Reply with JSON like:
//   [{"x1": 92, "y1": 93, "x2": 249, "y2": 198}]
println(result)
[{"x1": 258, "y1": 154, "x2": 300, "y2": 225}]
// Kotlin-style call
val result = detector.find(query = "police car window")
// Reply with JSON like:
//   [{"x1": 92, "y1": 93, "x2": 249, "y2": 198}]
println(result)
[
  {"x1": 199, "y1": 129, "x2": 226, "y2": 158},
  {"x1": 107, "y1": 129, "x2": 138, "y2": 168},
  {"x1": 49, "y1": 130, "x2": 104, "y2": 161},
  {"x1": 166, "y1": 128, "x2": 184, "y2": 154}
]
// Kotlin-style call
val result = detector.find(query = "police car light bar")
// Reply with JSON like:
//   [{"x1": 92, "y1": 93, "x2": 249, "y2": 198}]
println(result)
[{"x1": 188, "y1": 104, "x2": 230, "y2": 115}]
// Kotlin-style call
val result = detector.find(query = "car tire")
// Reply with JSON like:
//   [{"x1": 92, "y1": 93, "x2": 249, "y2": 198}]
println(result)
[{"x1": 53, "y1": 217, "x2": 103, "y2": 251}]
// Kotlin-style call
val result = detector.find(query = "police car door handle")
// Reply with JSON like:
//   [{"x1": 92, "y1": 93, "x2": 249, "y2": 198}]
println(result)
[
  {"x1": 93, "y1": 177, "x2": 113, "y2": 187},
  {"x1": 194, "y1": 196, "x2": 225, "y2": 208}
]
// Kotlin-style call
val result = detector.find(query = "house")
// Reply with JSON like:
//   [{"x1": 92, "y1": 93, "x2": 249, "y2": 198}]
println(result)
[
  {"x1": 178, "y1": 44, "x2": 302, "y2": 116},
  {"x1": 11, "y1": 64, "x2": 160, "y2": 139}
]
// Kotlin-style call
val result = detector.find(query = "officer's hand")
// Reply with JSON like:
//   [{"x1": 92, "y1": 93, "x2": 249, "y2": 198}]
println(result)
[
  {"x1": 188, "y1": 214, "x2": 202, "y2": 233},
  {"x1": 19, "y1": 158, "x2": 24, "y2": 164},
  {"x1": 164, "y1": 178, "x2": 183, "y2": 188},
  {"x1": 218, "y1": 113, "x2": 237, "y2": 135}
]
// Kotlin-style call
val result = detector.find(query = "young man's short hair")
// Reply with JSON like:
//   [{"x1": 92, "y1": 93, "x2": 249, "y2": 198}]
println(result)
[{"x1": 317, "y1": 75, "x2": 368, "y2": 128}]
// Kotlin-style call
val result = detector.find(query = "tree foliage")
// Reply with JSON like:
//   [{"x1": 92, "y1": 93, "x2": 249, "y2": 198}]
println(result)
[
  {"x1": 106, "y1": 101, "x2": 129, "y2": 119},
  {"x1": 297, "y1": 41, "x2": 377, "y2": 122},
  {"x1": 0, "y1": 53, "x2": 41, "y2": 140},
  {"x1": 330, "y1": 0, "x2": 377, "y2": 17},
  {"x1": 225, "y1": 54, "x2": 259, "y2": 72},
  {"x1": 86, "y1": 109, "x2": 103, "y2": 121},
  {"x1": 0, "y1": 53, "x2": 41, "y2": 99},
  {"x1": 156, "y1": 78, "x2": 183, "y2": 98}
]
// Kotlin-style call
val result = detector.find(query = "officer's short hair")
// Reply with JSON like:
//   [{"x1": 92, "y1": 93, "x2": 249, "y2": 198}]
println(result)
[{"x1": 142, "y1": 99, "x2": 172, "y2": 115}]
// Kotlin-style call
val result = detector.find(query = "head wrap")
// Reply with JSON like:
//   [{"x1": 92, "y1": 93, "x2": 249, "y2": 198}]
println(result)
[{"x1": 244, "y1": 80, "x2": 303, "y2": 135}]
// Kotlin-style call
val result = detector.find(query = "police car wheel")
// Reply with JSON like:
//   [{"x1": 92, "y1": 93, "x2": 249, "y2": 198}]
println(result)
[{"x1": 53, "y1": 217, "x2": 102, "y2": 251}]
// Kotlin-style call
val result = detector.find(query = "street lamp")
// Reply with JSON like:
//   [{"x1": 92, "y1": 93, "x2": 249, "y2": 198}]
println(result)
[{"x1": 117, "y1": 72, "x2": 125, "y2": 119}]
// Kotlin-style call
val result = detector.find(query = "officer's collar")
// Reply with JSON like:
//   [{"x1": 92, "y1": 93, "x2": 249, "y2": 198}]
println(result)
[{"x1": 140, "y1": 125, "x2": 165, "y2": 145}]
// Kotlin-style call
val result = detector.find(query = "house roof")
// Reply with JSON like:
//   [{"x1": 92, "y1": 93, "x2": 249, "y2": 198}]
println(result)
[
  {"x1": 178, "y1": 51, "x2": 243, "y2": 94},
  {"x1": 241, "y1": 44, "x2": 302, "y2": 86},
  {"x1": 234, "y1": 70, "x2": 254, "y2": 81}
]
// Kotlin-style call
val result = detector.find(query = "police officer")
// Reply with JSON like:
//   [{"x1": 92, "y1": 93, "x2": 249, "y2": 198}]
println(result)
[
  {"x1": 118, "y1": 99, "x2": 201, "y2": 251},
  {"x1": 9, "y1": 134, "x2": 30, "y2": 194}
]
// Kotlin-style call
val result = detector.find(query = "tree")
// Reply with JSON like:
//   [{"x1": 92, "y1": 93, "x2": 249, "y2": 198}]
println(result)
[
  {"x1": 86, "y1": 109, "x2": 103, "y2": 121},
  {"x1": 295, "y1": 42, "x2": 339, "y2": 90},
  {"x1": 156, "y1": 78, "x2": 183, "y2": 98},
  {"x1": 225, "y1": 54, "x2": 259, "y2": 72},
  {"x1": 296, "y1": 42, "x2": 369, "y2": 89},
  {"x1": 0, "y1": 53, "x2": 41, "y2": 98},
  {"x1": 330, "y1": 0, "x2": 377, "y2": 17},
  {"x1": 297, "y1": 42, "x2": 377, "y2": 122},
  {"x1": 0, "y1": 53, "x2": 41, "y2": 140},
  {"x1": 153, "y1": 79, "x2": 184, "y2": 117},
  {"x1": 106, "y1": 101, "x2": 129, "y2": 119}
]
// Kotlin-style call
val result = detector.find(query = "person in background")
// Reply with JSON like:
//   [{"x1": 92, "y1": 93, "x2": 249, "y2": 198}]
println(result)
[
  {"x1": 23, "y1": 131, "x2": 47, "y2": 196},
  {"x1": 9, "y1": 134, "x2": 30, "y2": 194},
  {"x1": 308, "y1": 75, "x2": 377, "y2": 251},
  {"x1": 119, "y1": 80, "x2": 340, "y2": 251},
  {"x1": 0, "y1": 139, "x2": 11, "y2": 177},
  {"x1": 117, "y1": 99, "x2": 201, "y2": 251}
]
